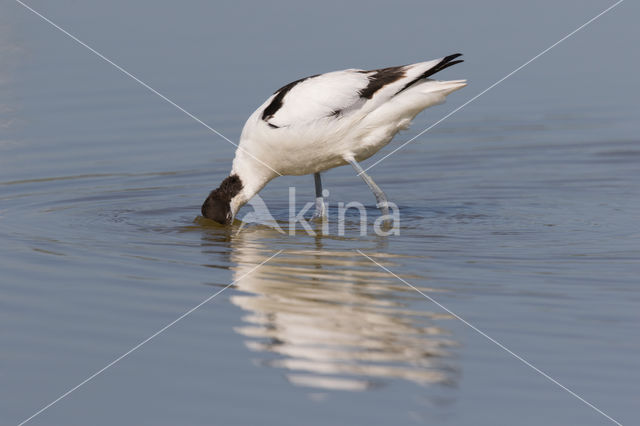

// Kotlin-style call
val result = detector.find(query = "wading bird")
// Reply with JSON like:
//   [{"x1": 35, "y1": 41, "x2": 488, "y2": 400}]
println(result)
[{"x1": 202, "y1": 54, "x2": 466, "y2": 225}]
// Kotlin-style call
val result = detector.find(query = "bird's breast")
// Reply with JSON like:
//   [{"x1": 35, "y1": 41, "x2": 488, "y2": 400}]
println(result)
[{"x1": 238, "y1": 116, "x2": 402, "y2": 176}]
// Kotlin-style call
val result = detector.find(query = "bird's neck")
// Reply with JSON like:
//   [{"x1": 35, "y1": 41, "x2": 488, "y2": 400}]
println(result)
[{"x1": 228, "y1": 151, "x2": 277, "y2": 218}]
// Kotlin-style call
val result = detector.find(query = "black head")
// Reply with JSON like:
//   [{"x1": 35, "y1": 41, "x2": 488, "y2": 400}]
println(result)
[
  {"x1": 201, "y1": 174, "x2": 243, "y2": 225},
  {"x1": 201, "y1": 191, "x2": 232, "y2": 224}
]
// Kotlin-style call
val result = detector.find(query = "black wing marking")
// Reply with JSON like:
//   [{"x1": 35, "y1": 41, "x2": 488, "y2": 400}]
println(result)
[
  {"x1": 396, "y1": 53, "x2": 463, "y2": 95},
  {"x1": 261, "y1": 74, "x2": 319, "y2": 121},
  {"x1": 358, "y1": 66, "x2": 406, "y2": 99}
]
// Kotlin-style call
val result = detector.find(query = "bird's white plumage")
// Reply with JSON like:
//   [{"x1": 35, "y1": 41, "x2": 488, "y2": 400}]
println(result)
[
  {"x1": 264, "y1": 70, "x2": 368, "y2": 128},
  {"x1": 226, "y1": 56, "x2": 466, "y2": 212}
]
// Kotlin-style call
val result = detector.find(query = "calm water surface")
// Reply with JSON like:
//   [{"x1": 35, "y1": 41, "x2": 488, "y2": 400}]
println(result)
[{"x1": 1, "y1": 1, "x2": 639, "y2": 425}]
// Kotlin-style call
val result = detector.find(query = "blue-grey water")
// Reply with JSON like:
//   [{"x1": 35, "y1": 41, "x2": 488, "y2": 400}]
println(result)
[{"x1": 2, "y1": 1, "x2": 639, "y2": 425}]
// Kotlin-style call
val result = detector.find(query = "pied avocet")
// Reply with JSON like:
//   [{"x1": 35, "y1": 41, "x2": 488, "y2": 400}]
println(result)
[{"x1": 202, "y1": 54, "x2": 466, "y2": 224}]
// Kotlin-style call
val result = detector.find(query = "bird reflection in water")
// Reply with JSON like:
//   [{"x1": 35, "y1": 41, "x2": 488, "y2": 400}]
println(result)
[{"x1": 228, "y1": 229, "x2": 459, "y2": 391}]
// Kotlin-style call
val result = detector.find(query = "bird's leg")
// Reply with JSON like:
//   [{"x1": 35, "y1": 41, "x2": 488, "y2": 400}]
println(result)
[
  {"x1": 312, "y1": 172, "x2": 326, "y2": 218},
  {"x1": 347, "y1": 158, "x2": 389, "y2": 217}
]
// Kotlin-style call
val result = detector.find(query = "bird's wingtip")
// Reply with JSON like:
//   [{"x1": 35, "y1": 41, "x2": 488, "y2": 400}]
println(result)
[{"x1": 431, "y1": 54, "x2": 465, "y2": 75}]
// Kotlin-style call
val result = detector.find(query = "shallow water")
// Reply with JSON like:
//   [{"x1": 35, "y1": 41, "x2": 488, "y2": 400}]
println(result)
[{"x1": 2, "y1": 1, "x2": 639, "y2": 425}]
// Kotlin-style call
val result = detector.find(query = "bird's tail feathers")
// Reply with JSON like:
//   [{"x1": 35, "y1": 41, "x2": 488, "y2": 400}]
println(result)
[{"x1": 424, "y1": 79, "x2": 467, "y2": 96}]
